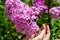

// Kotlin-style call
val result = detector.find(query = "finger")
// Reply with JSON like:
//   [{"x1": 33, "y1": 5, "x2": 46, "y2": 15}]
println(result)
[
  {"x1": 37, "y1": 28, "x2": 41, "y2": 35},
  {"x1": 30, "y1": 32, "x2": 38, "y2": 40},
  {"x1": 32, "y1": 29, "x2": 46, "y2": 40},
  {"x1": 46, "y1": 25, "x2": 50, "y2": 34},
  {"x1": 43, "y1": 25, "x2": 50, "y2": 40},
  {"x1": 40, "y1": 24, "x2": 46, "y2": 39},
  {"x1": 31, "y1": 24, "x2": 46, "y2": 40},
  {"x1": 37, "y1": 24, "x2": 46, "y2": 40},
  {"x1": 41, "y1": 24, "x2": 46, "y2": 30},
  {"x1": 30, "y1": 33, "x2": 37, "y2": 39},
  {"x1": 38, "y1": 24, "x2": 46, "y2": 35},
  {"x1": 46, "y1": 25, "x2": 50, "y2": 38},
  {"x1": 30, "y1": 24, "x2": 46, "y2": 40}
]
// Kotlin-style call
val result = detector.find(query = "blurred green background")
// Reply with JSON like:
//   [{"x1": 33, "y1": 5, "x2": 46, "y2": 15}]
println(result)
[{"x1": 0, "y1": 0, "x2": 60, "y2": 40}]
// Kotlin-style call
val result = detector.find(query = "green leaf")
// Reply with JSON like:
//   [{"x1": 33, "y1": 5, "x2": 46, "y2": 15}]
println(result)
[
  {"x1": 51, "y1": 18, "x2": 55, "y2": 26},
  {"x1": 18, "y1": 35, "x2": 22, "y2": 39}
]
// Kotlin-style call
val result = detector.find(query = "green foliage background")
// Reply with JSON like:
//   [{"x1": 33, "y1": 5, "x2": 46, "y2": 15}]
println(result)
[{"x1": 0, "y1": 0, "x2": 60, "y2": 40}]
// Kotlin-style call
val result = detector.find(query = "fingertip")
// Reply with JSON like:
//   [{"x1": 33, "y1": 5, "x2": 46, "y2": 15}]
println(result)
[
  {"x1": 47, "y1": 25, "x2": 50, "y2": 31},
  {"x1": 47, "y1": 25, "x2": 49, "y2": 28},
  {"x1": 37, "y1": 29, "x2": 41, "y2": 35},
  {"x1": 43, "y1": 24, "x2": 45, "y2": 27},
  {"x1": 31, "y1": 34, "x2": 35, "y2": 39},
  {"x1": 41, "y1": 24, "x2": 46, "y2": 30},
  {"x1": 46, "y1": 25, "x2": 50, "y2": 34}
]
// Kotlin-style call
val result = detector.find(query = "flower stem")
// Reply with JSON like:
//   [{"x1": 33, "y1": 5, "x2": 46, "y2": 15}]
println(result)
[
  {"x1": 48, "y1": 0, "x2": 51, "y2": 25},
  {"x1": 29, "y1": 0, "x2": 33, "y2": 7}
]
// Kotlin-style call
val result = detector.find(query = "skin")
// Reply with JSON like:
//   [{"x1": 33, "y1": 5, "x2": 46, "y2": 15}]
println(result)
[{"x1": 22, "y1": 24, "x2": 50, "y2": 40}]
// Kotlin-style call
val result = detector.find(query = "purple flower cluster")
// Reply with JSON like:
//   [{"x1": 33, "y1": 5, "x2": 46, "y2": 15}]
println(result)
[
  {"x1": 5, "y1": 0, "x2": 47, "y2": 36},
  {"x1": 34, "y1": 0, "x2": 48, "y2": 13},
  {"x1": 50, "y1": 6, "x2": 60, "y2": 20}
]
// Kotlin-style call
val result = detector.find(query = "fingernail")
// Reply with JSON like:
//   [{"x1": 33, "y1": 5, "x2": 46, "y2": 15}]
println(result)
[
  {"x1": 47, "y1": 25, "x2": 49, "y2": 29},
  {"x1": 43, "y1": 24, "x2": 45, "y2": 26}
]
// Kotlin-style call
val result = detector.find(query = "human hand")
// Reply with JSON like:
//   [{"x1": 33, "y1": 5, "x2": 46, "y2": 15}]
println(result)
[
  {"x1": 42, "y1": 25, "x2": 50, "y2": 40},
  {"x1": 22, "y1": 24, "x2": 50, "y2": 40}
]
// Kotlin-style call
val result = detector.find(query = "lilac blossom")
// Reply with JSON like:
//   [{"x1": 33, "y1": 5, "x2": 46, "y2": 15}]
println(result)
[
  {"x1": 34, "y1": 0, "x2": 48, "y2": 13},
  {"x1": 5, "y1": 0, "x2": 48, "y2": 36},
  {"x1": 50, "y1": 6, "x2": 60, "y2": 20}
]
